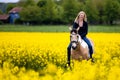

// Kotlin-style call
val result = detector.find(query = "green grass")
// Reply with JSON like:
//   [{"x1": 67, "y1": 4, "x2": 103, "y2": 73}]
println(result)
[
  {"x1": 0, "y1": 25, "x2": 120, "y2": 32},
  {"x1": 0, "y1": 25, "x2": 68, "y2": 32},
  {"x1": 89, "y1": 25, "x2": 120, "y2": 33}
]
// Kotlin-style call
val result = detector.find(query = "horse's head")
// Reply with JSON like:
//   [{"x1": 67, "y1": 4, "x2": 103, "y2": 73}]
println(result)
[{"x1": 70, "y1": 29, "x2": 79, "y2": 50}]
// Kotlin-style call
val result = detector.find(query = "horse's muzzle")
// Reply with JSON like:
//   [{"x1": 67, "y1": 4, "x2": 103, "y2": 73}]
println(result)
[
  {"x1": 71, "y1": 41, "x2": 77, "y2": 50},
  {"x1": 72, "y1": 46, "x2": 77, "y2": 50}
]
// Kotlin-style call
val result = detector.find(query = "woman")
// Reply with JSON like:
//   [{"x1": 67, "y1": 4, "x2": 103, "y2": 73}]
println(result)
[{"x1": 67, "y1": 11, "x2": 93, "y2": 65}]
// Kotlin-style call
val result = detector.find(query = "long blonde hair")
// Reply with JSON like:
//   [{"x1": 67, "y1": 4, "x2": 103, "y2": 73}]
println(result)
[{"x1": 74, "y1": 11, "x2": 87, "y2": 23}]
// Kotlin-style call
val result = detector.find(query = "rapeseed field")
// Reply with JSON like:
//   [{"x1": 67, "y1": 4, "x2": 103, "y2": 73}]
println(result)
[{"x1": 0, "y1": 32, "x2": 120, "y2": 80}]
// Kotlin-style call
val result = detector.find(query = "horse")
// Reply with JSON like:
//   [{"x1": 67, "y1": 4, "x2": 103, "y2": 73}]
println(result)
[{"x1": 70, "y1": 28, "x2": 94, "y2": 61}]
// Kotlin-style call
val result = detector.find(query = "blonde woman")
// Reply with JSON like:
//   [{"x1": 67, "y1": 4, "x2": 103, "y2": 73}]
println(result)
[{"x1": 67, "y1": 11, "x2": 93, "y2": 65}]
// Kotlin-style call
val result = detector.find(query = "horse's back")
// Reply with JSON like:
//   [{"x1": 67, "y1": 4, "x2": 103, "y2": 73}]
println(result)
[
  {"x1": 81, "y1": 40, "x2": 89, "y2": 49},
  {"x1": 78, "y1": 35, "x2": 89, "y2": 49}
]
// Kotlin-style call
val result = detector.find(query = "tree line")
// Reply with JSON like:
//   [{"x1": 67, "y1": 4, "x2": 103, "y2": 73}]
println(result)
[{"x1": 5, "y1": 0, "x2": 120, "y2": 25}]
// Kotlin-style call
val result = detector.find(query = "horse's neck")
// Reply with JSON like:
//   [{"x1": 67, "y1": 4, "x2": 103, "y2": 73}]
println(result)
[
  {"x1": 77, "y1": 36, "x2": 84, "y2": 51},
  {"x1": 78, "y1": 35, "x2": 82, "y2": 43}
]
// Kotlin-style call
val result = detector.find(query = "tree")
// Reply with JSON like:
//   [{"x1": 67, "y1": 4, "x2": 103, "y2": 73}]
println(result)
[
  {"x1": 94, "y1": 0, "x2": 106, "y2": 24},
  {"x1": 52, "y1": 5, "x2": 64, "y2": 24},
  {"x1": 117, "y1": 0, "x2": 120, "y2": 3},
  {"x1": 105, "y1": 0, "x2": 120, "y2": 25},
  {"x1": 6, "y1": 3, "x2": 16, "y2": 13},
  {"x1": 54, "y1": 0, "x2": 63, "y2": 5},
  {"x1": 62, "y1": 0, "x2": 81, "y2": 24},
  {"x1": 20, "y1": 6, "x2": 41, "y2": 24},
  {"x1": 37, "y1": 0, "x2": 60, "y2": 24},
  {"x1": 0, "y1": 10, "x2": 3, "y2": 14},
  {"x1": 37, "y1": 0, "x2": 47, "y2": 7},
  {"x1": 85, "y1": 0, "x2": 99, "y2": 24},
  {"x1": 17, "y1": 0, "x2": 35, "y2": 7}
]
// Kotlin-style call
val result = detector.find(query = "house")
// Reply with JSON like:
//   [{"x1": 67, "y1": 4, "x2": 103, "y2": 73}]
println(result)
[
  {"x1": 0, "y1": 7, "x2": 22, "y2": 24},
  {"x1": 0, "y1": 0, "x2": 20, "y2": 13},
  {"x1": 0, "y1": 14, "x2": 9, "y2": 24},
  {"x1": 9, "y1": 7, "x2": 22, "y2": 24},
  {"x1": 0, "y1": 3, "x2": 6, "y2": 13},
  {"x1": 0, "y1": 0, "x2": 21, "y2": 24}
]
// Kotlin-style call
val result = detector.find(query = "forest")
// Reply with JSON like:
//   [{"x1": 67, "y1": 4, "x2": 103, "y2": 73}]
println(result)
[{"x1": 0, "y1": 0, "x2": 120, "y2": 25}]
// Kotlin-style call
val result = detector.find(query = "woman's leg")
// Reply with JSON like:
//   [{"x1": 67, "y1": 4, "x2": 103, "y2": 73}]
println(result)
[
  {"x1": 83, "y1": 37, "x2": 93, "y2": 58},
  {"x1": 67, "y1": 43, "x2": 71, "y2": 66}
]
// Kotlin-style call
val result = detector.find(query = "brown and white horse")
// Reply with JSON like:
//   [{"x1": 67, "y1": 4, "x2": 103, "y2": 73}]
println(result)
[{"x1": 70, "y1": 29, "x2": 94, "y2": 61}]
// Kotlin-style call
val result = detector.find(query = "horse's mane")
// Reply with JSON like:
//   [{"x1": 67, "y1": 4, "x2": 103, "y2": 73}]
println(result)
[{"x1": 70, "y1": 28, "x2": 78, "y2": 34}]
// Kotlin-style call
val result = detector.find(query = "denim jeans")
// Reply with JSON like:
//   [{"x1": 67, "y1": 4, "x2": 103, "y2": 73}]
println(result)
[{"x1": 82, "y1": 37, "x2": 93, "y2": 58}]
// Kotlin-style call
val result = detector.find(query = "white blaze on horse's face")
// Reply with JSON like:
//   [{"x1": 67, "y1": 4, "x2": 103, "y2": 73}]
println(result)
[
  {"x1": 71, "y1": 34, "x2": 78, "y2": 42},
  {"x1": 70, "y1": 33, "x2": 79, "y2": 50}
]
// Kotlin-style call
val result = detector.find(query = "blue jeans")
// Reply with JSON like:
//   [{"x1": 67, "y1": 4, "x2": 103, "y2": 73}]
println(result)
[
  {"x1": 83, "y1": 37, "x2": 93, "y2": 58},
  {"x1": 67, "y1": 37, "x2": 93, "y2": 65}
]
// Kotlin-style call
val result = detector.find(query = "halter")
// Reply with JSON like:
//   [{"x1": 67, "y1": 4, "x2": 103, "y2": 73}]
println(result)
[{"x1": 70, "y1": 33, "x2": 83, "y2": 45}]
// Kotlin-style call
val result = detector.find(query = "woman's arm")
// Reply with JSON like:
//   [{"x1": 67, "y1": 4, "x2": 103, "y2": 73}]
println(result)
[
  {"x1": 81, "y1": 22, "x2": 88, "y2": 38},
  {"x1": 73, "y1": 22, "x2": 79, "y2": 29}
]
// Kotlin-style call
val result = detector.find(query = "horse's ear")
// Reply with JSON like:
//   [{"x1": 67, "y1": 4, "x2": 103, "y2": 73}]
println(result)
[
  {"x1": 76, "y1": 27, "x2": 80, "y2": 33},
  {"x1": 69, "y1": 26, "x2": 72, "y2": 31},
  {"x1": 68, "y1": 24, "x2": 72, "y2": 31},
  {"x1": 77, "y1": 34, "x2": 79, "y2": 38}
]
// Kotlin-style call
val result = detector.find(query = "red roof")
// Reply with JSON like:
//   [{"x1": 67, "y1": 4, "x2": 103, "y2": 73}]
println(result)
[
  {"x1": 0, "y1": 14, "x2": 9, "y2": 20},
  {"x1": 9, "y1": 7, "x2": 22, "y2": 13}
]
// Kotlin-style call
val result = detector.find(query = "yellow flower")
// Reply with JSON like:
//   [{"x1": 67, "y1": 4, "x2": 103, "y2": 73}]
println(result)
[{"x1": 0, "y1": 32, "x2": 120, "y2": 80}]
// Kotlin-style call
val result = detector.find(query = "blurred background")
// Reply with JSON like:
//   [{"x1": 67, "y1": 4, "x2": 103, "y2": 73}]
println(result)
[{"x1": 0, "y1": 0, "x2": 120, "y2": 25}]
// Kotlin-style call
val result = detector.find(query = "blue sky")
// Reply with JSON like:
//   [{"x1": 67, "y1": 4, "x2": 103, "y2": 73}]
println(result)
[{"x1": 0, "y1": 0, "x2": 20, "y2": 3}]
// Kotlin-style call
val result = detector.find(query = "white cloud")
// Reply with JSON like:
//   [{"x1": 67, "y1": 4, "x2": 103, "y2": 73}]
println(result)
[{"x1": 0, "y1": 0, "x2": 20, "y2": 3}]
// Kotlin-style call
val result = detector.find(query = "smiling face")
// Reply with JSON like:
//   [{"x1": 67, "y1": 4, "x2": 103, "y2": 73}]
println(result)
[
  {"x1": 74, "y1": 11, "x2": 87, "y2": 23},
  {"x1": 78, "y1": 11, "x2": 85, "y2": 21}
]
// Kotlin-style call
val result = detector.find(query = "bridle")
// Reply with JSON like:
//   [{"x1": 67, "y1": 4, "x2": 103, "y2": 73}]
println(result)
[
  {"x1": 70, "y1": 33, "x2": 79, "y2": 42},
  {"x1": 70, "y1": 33, "x2": 83, "y2": 45}
]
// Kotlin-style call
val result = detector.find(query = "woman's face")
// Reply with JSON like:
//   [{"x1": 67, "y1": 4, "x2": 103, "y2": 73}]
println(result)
[{"x1": 79, "y1": 12, "x2": 85, "y2": 20}]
